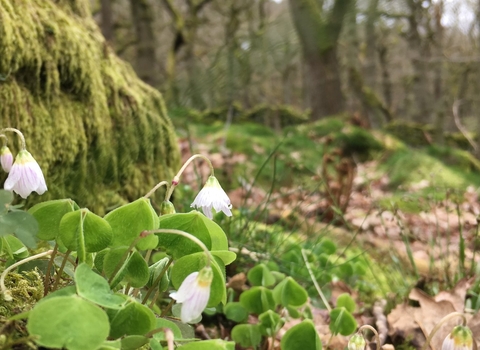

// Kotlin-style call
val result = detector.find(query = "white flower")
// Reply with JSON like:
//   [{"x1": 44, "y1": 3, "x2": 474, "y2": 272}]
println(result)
[
  {"x1": 170, "y1": 267, "x2": 213, "y2": 323},
  {"x1": 1, "y1": 146, "x2": 13, "y2": 173},
  {"x1": 442, "y1": 326, "x2": 473, "y2": 350},
  {"x1": 4, "y1": 150, "x2": 48, "y2": 199},
  {"x1": 191, "y1": 176, "x2": 232, "y2": 219}
]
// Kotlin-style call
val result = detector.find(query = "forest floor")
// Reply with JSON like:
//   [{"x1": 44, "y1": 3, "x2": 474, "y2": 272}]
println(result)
[{"x1": 172, "y1": 116, "x2": 480, "y2": 349}]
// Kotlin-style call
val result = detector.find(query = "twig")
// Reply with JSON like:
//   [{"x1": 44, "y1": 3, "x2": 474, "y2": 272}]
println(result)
[{"x1": 452, "y1": 100, "x2": 477, "y2": 151}]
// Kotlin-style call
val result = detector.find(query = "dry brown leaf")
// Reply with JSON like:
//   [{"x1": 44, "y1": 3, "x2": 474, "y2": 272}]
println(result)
[
  {"x1": 409, "y1": 288, "x2": 456, "y2": 350},
  {"x1": 387, "y1": 303, "x2": 425, "y2": 348},
  {"x1": 434, "y1": 278, "x2": 472, "y2": 313},
  {"x1": 226, "y1": 272, "x2": 247, "y2": 292}
]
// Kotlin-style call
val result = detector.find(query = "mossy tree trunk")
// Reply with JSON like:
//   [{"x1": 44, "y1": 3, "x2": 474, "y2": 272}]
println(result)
[
  {"x1": 0, "y1": 0, "x2": 179, "y2": 213},
  {"x1": 288, "y1": 0, "x2": 352, "y2": 120}
]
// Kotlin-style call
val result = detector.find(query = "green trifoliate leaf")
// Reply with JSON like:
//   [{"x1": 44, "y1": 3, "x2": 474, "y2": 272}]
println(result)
[
  {"x1": 27, "y1": 295, "x2": 110, "y2": 350},
  {"x1": 281, "y1": 320, "x2": 322, "y2": 350},
  {"x1": 28, "y1": 199, "x2": 76, "y2": 240},
  {"x1": 104, "y1": 198, "x2": 159, "y2": 250}
]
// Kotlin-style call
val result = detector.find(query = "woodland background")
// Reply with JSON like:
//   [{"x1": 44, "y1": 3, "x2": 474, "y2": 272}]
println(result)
[{"x1": 95, "y1": 0, "x2": 480, "y2": 142}]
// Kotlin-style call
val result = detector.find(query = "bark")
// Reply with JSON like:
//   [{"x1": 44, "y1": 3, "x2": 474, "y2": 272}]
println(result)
[
  {"x1": 364, "y1": 0, "x2": 379, "y2": 90},
  {"x1": 100, "y1": 0, "x2": 114, "y2": 42},
  {"x1": 377, "y1": 38, "x2": 392, "y2": 110},
  {"x1": 288, "y1": 0, "x2": 352, "y2": 120},
  {"x1": 129, "y1": 0, "x2": 158, "y2": 86},
  {"x1": 405, "y1": 0, "x2": 431, "y2": 123},
  {"x1": 432, "y1": 0, "x2": 445, "y2": 143}
]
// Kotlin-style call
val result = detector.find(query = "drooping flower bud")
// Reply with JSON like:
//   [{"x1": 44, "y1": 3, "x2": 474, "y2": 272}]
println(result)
[
  {"x1": 191, "y1": 176, "x2": 232, "y2": 219},
  {"x1": 170, "y1": 267, "x2": 213, "y2": 323},
  {"x1": 442, "y1": 325, "x2": 473, "y2": 350},
  {"x1": 160, "y1": 200, "x2": 176, "y2": 215},
  {"x1": 0, "y1": 146, "x2": 13, "y2": 173},
  {"x1": 348, "y1": 333, "x2": 366, "y2": 350}
]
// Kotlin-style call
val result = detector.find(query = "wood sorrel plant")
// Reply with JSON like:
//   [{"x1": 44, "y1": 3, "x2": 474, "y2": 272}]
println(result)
[{"x1": 0, "y1": 130, "x2": 236, "y2": 350}]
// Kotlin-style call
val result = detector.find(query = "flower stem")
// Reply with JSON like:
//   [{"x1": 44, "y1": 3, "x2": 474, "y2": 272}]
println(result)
[
  {"x1": 144, "y1": 181, "x2": 169, "y2": 199},
  {"x1": 165, "y1": 154, "x2": 214, "y2": 201},
  {"x1": 52, "y1": 249, "x2": 72, "y2": 292},
  {"x1": 420, "y1": 312, "x2": 467, "y2": 350},
  {"x1": 142, "y1": 257, "x2": 173, "y2": 304},
  {"x1": 359, "y1": 325, "x2": 381, "y2": 350},
  {"x1": 1, "y1": 250, "x2": 53, "y2": 301},
  {"x1": 43, "y1": 243, "x2": 59, "y2": 296},
  {"x1": 108, "y1": 230, "x2": 155, "y2": 286},
  {"x1": 0, "y1": 134, "x2": 8, "y2": 146},
  {"x1": 301, "y1": 249, "x2": 331, "y2": 312},
  {"x1": 1, "y1": 128, "x2": 26, "y2": 150},
  {"x1": 144, "y1": 229, "x2": 212, "y2": 267}
]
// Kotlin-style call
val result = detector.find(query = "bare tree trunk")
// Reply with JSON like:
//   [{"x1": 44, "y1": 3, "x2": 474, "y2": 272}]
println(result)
[
  {"x1": 476, "y1": 0, "x2": 480, "y2": 157},
  {"x1": 432, "y1": 0, "x2": 445, "y2": 143},
  {"x1": 377, "y1": 37, "x2": 392, "y2": 110},
  {"x1": 288, "y1": 0, "x2": 352, "y2": 120},
  {"x1": 406, "y1": 0, "x2": 431, "y2": 123},
  {"x1": 129, "y1": 0, "x2": 158, "y2": 87},
  {"x1": 100, "y1": 0, "x2": 114, "y2": 42},
  {"x1": 364, "y1": 0, "x2": 379, "y2": 90}
]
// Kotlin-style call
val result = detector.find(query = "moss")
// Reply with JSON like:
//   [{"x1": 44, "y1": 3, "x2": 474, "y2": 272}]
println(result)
[
  {"x1": 384, "y1": 121, "x2": 435, "y2": 147},
  {"x1": 0, "y1": 0, "x2": 179, "y2": 213},
  {"x1": 0, "y1": 270, "x2": 44, "y2": 318}
]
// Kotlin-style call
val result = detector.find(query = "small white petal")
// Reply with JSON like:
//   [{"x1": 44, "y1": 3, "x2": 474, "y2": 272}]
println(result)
[
  {"x1": 3, "y1": 150, "x2": 48, "y2": 198},
  {"x1": 191, "y1": 176, "x2": 232, "y2": 219}
]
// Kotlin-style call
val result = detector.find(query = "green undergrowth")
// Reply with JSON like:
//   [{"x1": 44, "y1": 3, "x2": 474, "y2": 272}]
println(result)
[{"x1": 0, "y1": 0, "x2": 179, "y2": 214}]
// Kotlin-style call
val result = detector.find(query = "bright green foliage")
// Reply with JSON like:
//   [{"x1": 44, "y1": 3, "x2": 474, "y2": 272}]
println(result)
[
  {"x1": 27, "y1": 295, "x2": 110, "y2": 350},
  {"x1": 281, "y1": 320, "x2": 322, "y2": 350},
  {"x1": 147, "y1": 257, "x2": 171, "y2": 291},
  {"x1": 247, "y1": 263, "x2": 276, "y2": 287},
  {"x1": 158, "y1": 211, "x2": 229, "y2": 259},
  {"x1": 108, "y1": 302, "x2": 156, "y2": 339},
  {"x1": 152, "y1": 318, "x2": 183, "y2": 340},
  {"x1": 329, "y1": 307, "x2": 357, "y2": 336},
  {"x1": 179, "y1": 340, "x2": 235, "y2": 350},
  {"x1": 28, "y1": 199, "x2": 76, "y2": 240},
  {"x1": 0, "y1": 0, "x2": 179, "y2": 212},
  {"x1": 224, "y1": 302, "x2": 249, "y2": 323},
  {"x1": 124, "y1": 251, "x2": 149, "y2": 288},
  {"x1": 119, "y1": 336, "x2": 149, "y2": 350},
  {"x1": 104, "y1": 198, "x2": 159, "y2": 249},
  {"x1": 75, "y1": 263, "x2": 126, "y2": 309},
  {"x1": 259, "y1": 310, "x2": 284, "y2": 336},
  {"x1": 59, "y1": 209, "x2": 112, "y2": 262},
  {"x1": 0, "y1": 190, "x2": 38, "y2": 248},
  {"x1": 273, "y1": 277, "x2": 308, "y2": 308},
  {"x1": 240, "y1": 286, "x2": 276, "y2": 315},
  {"x1": 2, "y1": 235, "x2": 28, "y2": 259},
  {"x1": 231, "y1": 324, "x2": 263, "y2": 348},
  {"x1": 336, "y1": 293, "x2": 356, "y2": 313}
]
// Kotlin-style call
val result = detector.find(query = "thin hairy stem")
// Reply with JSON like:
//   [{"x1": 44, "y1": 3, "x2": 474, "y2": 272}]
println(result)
[
  {"x1": 43, "y1": 243, "x2": 59, "y2": 296},
  {"x1": 144, "y1": 181, "x2": 169, "y2": 199},
  {"x1": 142, "y1": 257, "x2": 173, "y2": 304},
  {"x1": 1, "y1": 128, "x2": 26, "y2": 150},
  {"x1": 359, "y1": 324, "x2": 381, "y2": 350},
  {"x1": 420, "y1": 312, "x2": 467, "y2": 350},
  {"x1": 165, "y1": 154, "x2": 214, "y2": 201},
  {"x1": 52, "y1": 249, "x2": 72, "y2": 292}
]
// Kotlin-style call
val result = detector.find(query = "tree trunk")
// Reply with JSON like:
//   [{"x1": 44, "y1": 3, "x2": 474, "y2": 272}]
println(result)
[
  {"x1": 364, "y1": 0, "x2": 379, "y2": 90},
  {"x1": 100, "y1": 0, "x2": 114, "y2": 42},
  {"x1": 129, "y1": 0, "x2": 158, "y2": 87},
  {"x1": 288, "y1": 0, "x2": 351, "y2": 120}
]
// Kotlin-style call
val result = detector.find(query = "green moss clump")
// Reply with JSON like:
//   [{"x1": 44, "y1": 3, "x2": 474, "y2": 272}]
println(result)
[
  {"x1": 384, "y1": 121, "x2": 435, "y2": 147},
  {"x1": 0, "y1": 0, "x2": 179, "y2": 213}
]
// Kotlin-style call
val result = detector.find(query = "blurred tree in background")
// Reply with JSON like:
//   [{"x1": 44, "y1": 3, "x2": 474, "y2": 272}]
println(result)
[{"x1": 93, "y1": 0, "x2": 479, "y2": 136}]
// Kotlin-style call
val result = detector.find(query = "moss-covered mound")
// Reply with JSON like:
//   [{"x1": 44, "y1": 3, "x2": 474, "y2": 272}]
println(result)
[{"x1": 0, "y1": 0, "x2": 179, "y2": 213}]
